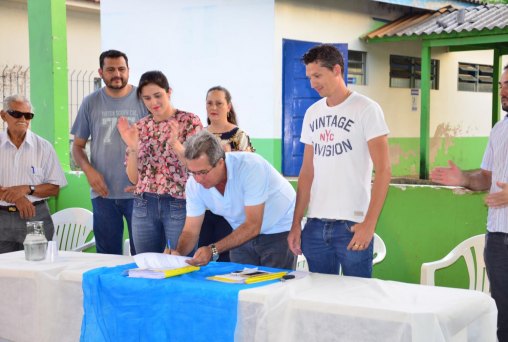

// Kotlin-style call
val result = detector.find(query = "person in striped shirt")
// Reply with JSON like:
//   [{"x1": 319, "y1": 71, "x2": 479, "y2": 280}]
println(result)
[
  {"x1": 0, "y1": 95, "x2": 67, "y2": 253},
  {"x1": 431, "y1": 64, "x2": 508, "y2": 342}
]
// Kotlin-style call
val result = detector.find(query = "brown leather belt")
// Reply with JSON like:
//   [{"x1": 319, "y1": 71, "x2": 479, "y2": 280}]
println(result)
[{"x1": 0, "y1": 200, "x2": 46, "y2": 213}]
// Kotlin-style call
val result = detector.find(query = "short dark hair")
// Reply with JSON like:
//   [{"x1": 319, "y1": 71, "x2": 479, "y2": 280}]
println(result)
[
  {"x1": 301, "y1": 44, "x2": 344, "y2": 76},
  {"x1": 99, "y1": 50, "x2": 129, "y2": 69},
  {"x1": 184, "y1": 130, "x2": 225, "y2": 166},
  {"x1": 206, "y1": 86, "x2": 238, "y2": 125},
  {"x1": 137, "y1": 70, "x2": 172, "y2": 98}
]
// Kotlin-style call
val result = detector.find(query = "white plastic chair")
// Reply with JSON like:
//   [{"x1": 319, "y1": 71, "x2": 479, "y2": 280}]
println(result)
[
  {"x1": 51, "y1": 208, "x2": 95, "y2": 251},
  {"x1": 420, "y1": 234, "x2": 489, "y2": 293},
  {"x1": 373, "y1": 233, "x2": 387, "y2": 265},
  {"x1": 295, "y1": 232, "x2": 387, "y2": 272},
  {"x1": 123, "y1": 238, "x2": 131, "y2": 256}
]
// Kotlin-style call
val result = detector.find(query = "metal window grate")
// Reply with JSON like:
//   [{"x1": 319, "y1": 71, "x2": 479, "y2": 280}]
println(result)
[
  {"x1": 0, "y1": 64, "x2": 99, "y2": 132},
  {"x1": 389, "y1": 55, "x2": 439, "y2": 90}
]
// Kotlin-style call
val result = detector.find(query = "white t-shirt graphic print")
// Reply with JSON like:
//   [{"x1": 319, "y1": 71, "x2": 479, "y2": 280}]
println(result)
[{"x1": 300, "y1": 92, "x2": 389, "y2": 221}]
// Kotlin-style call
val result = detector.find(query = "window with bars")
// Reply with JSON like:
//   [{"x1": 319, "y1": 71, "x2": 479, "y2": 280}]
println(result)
[
  {"x1": 347, "y1": 50, "x2": 366, "y2": 85},
  {"x1": 389, "y1": 55, "x2": 439, "y2": 90},
  {"x1": 458, "y1": 63, "x2": 493, "y2": 93}
]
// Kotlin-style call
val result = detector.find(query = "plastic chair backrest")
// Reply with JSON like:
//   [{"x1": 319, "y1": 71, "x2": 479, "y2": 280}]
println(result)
[
  {"x1": 373, "y1": 233, "x2": 387, "y2": 265},
  {"x1": 123, "y1": 239, "x2": 131, "y2": 256},
  {"x1": 420, "y1": 234, "x2": 489, "y2": 293},
  {"x1": 51, "y1": 208, "x2": 94, "y2": 251}
]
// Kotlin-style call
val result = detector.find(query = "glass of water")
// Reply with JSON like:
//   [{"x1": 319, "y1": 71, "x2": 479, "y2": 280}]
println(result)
[{"x1": 23, "y1": 221, "x2": 48, "y2": 261}]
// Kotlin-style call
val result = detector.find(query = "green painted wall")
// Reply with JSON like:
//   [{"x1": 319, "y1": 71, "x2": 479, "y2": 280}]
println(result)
[
  {"x1": 251, "y1": 136, "x2": 487, "y2": 177},
  {"x1": 373, "y1": 185, "x2": 487, "y2": 288},
  {"x1": 251, "y1": 138, "x2": 282, "y2": 171},
  {"x1": 27, "y1": 0, "x2": 69, "y2": 166},
  {"x1": 390, "y1": 137, "x2": 488, "y2": 177},
  {"x1": 286, "y1": 182, "x2": 487, "y2": 288}
]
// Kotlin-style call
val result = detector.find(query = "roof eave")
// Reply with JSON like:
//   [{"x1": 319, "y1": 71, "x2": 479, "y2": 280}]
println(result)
[{"x1": 364, "y1": 27, "x2": 508, "y2": 44}]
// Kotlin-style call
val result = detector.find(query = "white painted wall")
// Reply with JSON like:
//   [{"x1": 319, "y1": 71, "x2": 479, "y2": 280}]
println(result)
[
  {"x1": 0, "y1": 1, "x2": 30, "y2": 66},
  {"x1": 0, "y1": 0, "x2": 100, "y2": 77},
  {"x1": 101, "y1": 0, "x2": 275, "y2": 138},
  {"x1": 0, "y1": 0, "x2": 100, "y2": 131},
  {"x1": 67, "y1": 9, "x2": 101, "y2": 71}
]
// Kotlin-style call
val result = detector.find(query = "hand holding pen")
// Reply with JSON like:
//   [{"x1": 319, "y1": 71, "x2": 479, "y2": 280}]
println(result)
[
  {"x1": 163, "y1": 239, "x2": 181, "y2": 255},
  {"x1": 163, "y1": 239, "x2": 172, "y2": 255}
]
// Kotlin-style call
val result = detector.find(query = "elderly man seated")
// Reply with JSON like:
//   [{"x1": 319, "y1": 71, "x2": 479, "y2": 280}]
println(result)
[{"x1": 175, "y1": 130, "x2": 296, "y2": 269}]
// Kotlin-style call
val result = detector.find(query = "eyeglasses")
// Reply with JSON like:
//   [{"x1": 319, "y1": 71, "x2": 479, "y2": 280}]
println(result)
[
  {"x1": 6, "y1": 110, "x2": 35, "y2": 120},
  {"x1": 187, "y1": 158, "x2": 222, "y2": 177}
]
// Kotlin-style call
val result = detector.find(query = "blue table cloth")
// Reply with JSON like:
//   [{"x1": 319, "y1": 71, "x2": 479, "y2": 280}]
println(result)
[{"x1": 81, "y1": 262, "x2": 283, "y2": 342}]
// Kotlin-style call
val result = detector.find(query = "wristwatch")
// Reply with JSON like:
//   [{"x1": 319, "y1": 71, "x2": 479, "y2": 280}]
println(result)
[
  {"x1": 210, "y1": 244, "x2": 219, "y2": 262},
  {"x1": 28, "y1": 185, "x2": 36, "y2": 196}
]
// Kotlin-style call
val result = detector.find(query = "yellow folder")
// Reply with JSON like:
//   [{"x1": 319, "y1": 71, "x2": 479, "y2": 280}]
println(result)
[{"x1": 128, "y1": 265, "x2": 200, "y2": 279}]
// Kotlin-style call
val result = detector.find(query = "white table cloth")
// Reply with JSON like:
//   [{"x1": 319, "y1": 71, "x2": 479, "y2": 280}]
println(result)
[
  {"x1": 236, "y1": 273, "x2": 497, "y2": 342},
  {"x1": 0, "y1": 251, "x2": 132, "y2": 342},
  {"x1": 0, "y1": 252, "x2": 497, "y2": 342}
]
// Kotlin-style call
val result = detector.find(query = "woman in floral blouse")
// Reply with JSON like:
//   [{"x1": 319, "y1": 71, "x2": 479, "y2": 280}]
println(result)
[
  {"x1": 197, "y1": 86, "x2": 255, "y2": 261},
  {"x1": 117, "y1": 71, "x2": 202, "y2": 253}
]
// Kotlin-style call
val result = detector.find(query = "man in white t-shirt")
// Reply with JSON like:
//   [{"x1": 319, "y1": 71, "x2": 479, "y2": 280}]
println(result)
[{"x1": 287, "y1": 44, "x2": 391, "y2": 277}]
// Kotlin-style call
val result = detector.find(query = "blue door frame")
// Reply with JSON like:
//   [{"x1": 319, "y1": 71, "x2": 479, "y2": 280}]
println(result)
[{"x1": 282, "y1": 39, "x2": 348, "y2": 176}]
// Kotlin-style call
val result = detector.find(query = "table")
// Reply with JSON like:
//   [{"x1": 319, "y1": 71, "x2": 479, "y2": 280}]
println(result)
[
  {"x1": 236, "y1": 273, "x2": 498, "y2": 342},
  {"x1": 0, "y1": 251, "x2": 133, "y2": 342},
  {"x1": 0, "y1": 252, "x2": 497, "y2": 342}
]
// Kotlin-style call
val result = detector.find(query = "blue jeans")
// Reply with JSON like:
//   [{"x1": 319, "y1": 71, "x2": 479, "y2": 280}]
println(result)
[
  {"x1": 91, "y1": 197, "x2": 134, "y2": 255},
  {"x1": 301, "y1": 218, "x2": 373, "y2": 277},
  {"x1": 485, "y1": 232, "x2": 508, "y2": 342},
  {"x1": 132, "y1": 193, "x2": 186, "y2": 254},
  {"x1": 230, "y1": 231, "x2": 296, "y2": 269}
]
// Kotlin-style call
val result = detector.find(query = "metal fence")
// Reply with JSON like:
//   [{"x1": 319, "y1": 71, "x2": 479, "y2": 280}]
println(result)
[
  {"x1": 0, "y1": 64, "x2": 100, "y2": 131},
  {"x1": 68, "y1": 69, "x2": 102, "y2": 128}
]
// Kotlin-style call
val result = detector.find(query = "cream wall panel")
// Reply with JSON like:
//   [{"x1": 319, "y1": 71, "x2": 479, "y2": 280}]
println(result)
[{"x1": 0, "y1": 0, "x2": 99, "y2": 75}]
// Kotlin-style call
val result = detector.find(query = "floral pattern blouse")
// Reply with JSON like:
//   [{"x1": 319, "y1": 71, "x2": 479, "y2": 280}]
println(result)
[
  {"x1": 133, "y1": 110, "x2": 202, "y2": 198},
  {"x1": 209, "y1": 126, "x2": 255, "y2": 152}
]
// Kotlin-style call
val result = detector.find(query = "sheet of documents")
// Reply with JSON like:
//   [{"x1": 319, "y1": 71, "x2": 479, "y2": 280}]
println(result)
[
  {"x1": 128, "y1": 253, "x2": 199, "y2": 279},
  {"x1": 133, "y1": 253, "x2": 192, "y2": 269}
]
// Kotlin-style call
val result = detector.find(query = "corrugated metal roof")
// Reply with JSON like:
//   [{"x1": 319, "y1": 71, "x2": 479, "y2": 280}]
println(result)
[
  {"x1": 461, "y1": 0, "x2": 488, "y2": 4},
  {"x1": 365, "y1": 4, "x2": 508, "y2": 40},
  {"x1": 371, "y1": 0, "x2": 485, "y2": 10}
]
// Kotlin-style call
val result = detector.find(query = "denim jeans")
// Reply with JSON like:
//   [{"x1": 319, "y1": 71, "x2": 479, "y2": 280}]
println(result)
[
  {"x1": 132, "y1": 193, "x2": 186, "y2": 254},
  {"x1": 0, "y1": 201, "x2": 54, "y2": 253},
  {"x1": 301, "y1": 218, "x2": 373, "y2": 277},
  {"x1": 230, "y1": 231, "x2": 296, "y2": 269},
  {"x1": 91, "y1": 197, "x2": 134, "y2": 255},
  {"x1": 198, "y1": 210, "x2": 233, "y2": 262},
  {"x1": 485, "y1": 232, "x2": 508, "y2": 342}
]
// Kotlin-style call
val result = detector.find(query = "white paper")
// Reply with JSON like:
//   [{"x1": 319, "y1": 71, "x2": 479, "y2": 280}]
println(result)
[
  {"x1": 127, "y1": 268, "x2": 167, "y2": 279},
  {"x1": 133, "y1": 253, "x2": 192, "y2": 269}
]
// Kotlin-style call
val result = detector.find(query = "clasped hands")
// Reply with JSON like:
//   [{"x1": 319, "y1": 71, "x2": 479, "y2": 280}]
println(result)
[{"x1": 0, "y1": 187, "x2": 36, "y2": 219}]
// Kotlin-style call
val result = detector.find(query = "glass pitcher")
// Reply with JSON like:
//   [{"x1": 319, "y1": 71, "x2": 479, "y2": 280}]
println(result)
[{"x1": 23, "y1": 221, "x2": 48, "y2": 261}]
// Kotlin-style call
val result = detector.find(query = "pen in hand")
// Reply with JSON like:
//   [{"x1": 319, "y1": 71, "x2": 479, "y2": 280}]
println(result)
[{"x1": 167, "y1": 239, "x2": 172, "y2": 255}]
